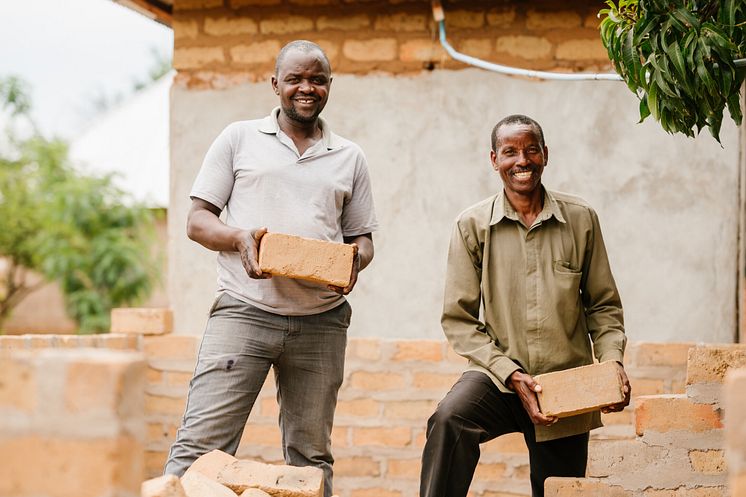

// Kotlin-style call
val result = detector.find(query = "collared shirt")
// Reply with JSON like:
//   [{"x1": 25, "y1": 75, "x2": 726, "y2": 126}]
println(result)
[
  {"x1": 190, "y1": 107, "x2": 378, "y2": 315},
  {"x1": 442, "y1": 188, "x2": 626, "y2": 441}
]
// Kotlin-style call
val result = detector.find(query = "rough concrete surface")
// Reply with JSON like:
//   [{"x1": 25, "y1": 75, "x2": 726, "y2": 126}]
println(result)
[{"x1": 170, "y1": 70, "x2": 739, "y2": 342}]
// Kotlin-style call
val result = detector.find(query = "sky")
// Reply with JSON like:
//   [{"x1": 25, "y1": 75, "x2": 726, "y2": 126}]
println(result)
[{"x1": 0, "y1": 0, "x2": 173, "y2": 140}]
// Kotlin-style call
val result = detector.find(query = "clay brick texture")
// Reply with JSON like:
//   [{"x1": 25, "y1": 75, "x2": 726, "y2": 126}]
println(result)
[
  {"x1": 0, "y1": 335, "x2": 714, "y2": 497},
  {"x1": 535, "y1": 361, "x2": 624, "y2": 417},
  {"x1": 170, "y1": 0, "x2": 613, "y2": 88},
  {"x1": 258, "y1": 232, "x2": 355, "y2": 287}
]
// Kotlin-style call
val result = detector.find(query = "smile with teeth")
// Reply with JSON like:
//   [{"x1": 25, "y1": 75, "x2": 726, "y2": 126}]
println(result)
[
  {"x1": 512, "y1": 170, "x2": 533, "y2": 180},
  {"x1": 295, "y1": 97, "x2": 316, "y2": 104}
]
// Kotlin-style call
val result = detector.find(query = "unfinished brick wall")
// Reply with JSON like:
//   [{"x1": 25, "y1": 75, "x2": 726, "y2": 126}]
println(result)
[
  {"x1": 172, "y1": 0, "x2": 612, "y2": 88},
  {"x1": 0, "y1": 320, "x2": 708, "y2": 497},
  {"x1": 725, "y1": 368, "x2": 746, "y2": 497},
  {"x1": 0, "y1": 348, "x2": 146, "y2": 497},
  {"x1": 546, "y1": 344, "x2": 746, "y2": 497}
]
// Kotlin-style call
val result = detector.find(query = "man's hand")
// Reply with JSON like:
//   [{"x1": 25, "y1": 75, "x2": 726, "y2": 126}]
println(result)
[
  {"x1": 601, "y1": 361, "x2": 631, "y2": 413},
  {"x1": 507, "y1": 370, "x2": 558, "y2": 426},
  {"x1": 328, "y1": 243, "x2": 359, "y2": 295},
  {"x1": 235, "y1": 227, "x2": 272, "y2": 279}
]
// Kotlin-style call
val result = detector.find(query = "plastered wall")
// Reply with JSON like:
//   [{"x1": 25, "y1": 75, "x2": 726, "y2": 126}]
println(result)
[{"x1": 169, "y1": 69, "x2": 740, "y2": 342}]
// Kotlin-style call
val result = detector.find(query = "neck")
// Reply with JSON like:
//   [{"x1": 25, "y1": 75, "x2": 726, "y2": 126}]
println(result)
[
  {"x1": 277, "y1": 111, "x2": 321, "y2": 139},
  {"x1": 505, "y1": 186, "x2": 544, "y2": 225}
]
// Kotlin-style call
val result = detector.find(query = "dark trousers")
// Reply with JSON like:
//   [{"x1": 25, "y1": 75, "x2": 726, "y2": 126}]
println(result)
[{"x1": 420, "y1": 371, "x2": 589, "y2": 497}]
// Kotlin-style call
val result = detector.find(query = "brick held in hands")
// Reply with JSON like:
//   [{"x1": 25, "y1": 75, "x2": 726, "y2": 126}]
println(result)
[
  {"x1": 535, "y1": 361, "x2": 625, "y2": 418},
  {"x1": 258, "y1": 232, "x2": 354, "y2": 287}
]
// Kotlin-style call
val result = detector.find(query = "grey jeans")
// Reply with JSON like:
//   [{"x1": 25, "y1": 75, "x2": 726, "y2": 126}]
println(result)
[{"x1": 164, "y1": 293, "x2": 351, "y2": 497}]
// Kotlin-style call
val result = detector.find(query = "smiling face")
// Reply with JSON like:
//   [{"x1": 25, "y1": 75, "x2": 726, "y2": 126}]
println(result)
[
  {"x1": 271, "y1": 48, "x2": 332, "y2": 125},
  {"x1": 491, "y1": 123, "x2": 548, "y2": 198}
]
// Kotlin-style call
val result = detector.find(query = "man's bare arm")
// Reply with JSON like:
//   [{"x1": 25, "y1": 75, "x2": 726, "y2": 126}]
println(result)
[{"x1": 186, "y1": 197, "x2": 270, "y2": 279}]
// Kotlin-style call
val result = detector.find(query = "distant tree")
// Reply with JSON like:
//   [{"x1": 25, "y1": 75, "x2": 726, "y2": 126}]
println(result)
[
  {"x1": 600, "y1": 0, "x2": 745, "y2": 142},
  {"x1": 0, "y1": 76, "x2": 159, "y2": 333}
]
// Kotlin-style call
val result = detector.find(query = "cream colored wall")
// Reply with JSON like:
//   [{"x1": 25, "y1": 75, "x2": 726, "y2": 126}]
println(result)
[{"x1": 169, "y1": 69, "x2": 740, "y2": 343}]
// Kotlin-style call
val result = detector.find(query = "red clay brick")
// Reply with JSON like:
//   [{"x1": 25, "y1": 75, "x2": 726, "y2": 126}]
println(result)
[
  {"x1": 635, "y1": 395, "x2": 722, "y2": 436},
  {"x1": 110, "y1": 308, "x2": 173, "y2": 335},
  {"x1": 535, "y1": 361, "x2": 625, "y2": 417},
  {"x1": 258, "y1": 232, "x2": 354, "y2": 287},
  {"x1": 545, "y1": 477, "x2": 631, "y2": 496},
  {"x1": 686, "y1": 345, "x2": 746, "y2": 385},
  {"x1": 393, "y1": 340, "x2": 443, "y2": 362}
]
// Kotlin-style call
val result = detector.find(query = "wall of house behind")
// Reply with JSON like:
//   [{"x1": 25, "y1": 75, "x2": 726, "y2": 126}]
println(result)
[{"x1": 168, "y1": 0, "x2": 741, "y2": 343}]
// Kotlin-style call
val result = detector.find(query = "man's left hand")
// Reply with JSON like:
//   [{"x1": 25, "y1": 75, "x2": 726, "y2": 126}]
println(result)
[{"x1": 601, "y1": 361, "x2": 631, "y2": 413}]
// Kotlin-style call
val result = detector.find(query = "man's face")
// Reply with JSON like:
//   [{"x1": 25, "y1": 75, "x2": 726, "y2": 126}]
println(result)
[
  {"x1": 271, "y1": 49, "x2": 331, "y2": 124},
  {"x1": 490, "y1": 123, "x2": 548, "y2": 197}
]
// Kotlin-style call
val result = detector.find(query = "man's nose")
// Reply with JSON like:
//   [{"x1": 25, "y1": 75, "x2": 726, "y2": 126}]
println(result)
[
  {"x1": 298, "y1": 80, "x2": 314, "y2": 92},
  {"x1": 516, "y1": 151, "x2": 529, "y2": 165}
]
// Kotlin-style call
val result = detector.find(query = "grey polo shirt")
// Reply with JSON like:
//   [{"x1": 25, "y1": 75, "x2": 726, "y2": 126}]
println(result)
[{"x1": 191, "y1": 107, "x2": 378, "y2": 316}]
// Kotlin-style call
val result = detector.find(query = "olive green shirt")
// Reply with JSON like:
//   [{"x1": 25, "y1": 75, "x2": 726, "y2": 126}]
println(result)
[{"x1": 442, "y1": 188, "x2": 626, "y2": 442}]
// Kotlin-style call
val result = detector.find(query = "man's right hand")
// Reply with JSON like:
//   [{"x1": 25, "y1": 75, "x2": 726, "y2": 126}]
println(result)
[
  {"x1": 507, "y1": 370, "x2": 558, "y2": 426},
  {"x1": 235, "y1": 227, "x2": 272, "y2": 279}
]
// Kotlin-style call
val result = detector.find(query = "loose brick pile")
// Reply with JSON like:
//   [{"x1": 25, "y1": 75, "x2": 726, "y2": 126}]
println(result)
[
  {"x1": 141, "y1": 450, "x2": 322, "y2": 497},
  {"x1": 546, "y1": 344, "x2": 746, "y2": 497},
  {"x1": 171, "y1": 0, "x2": 613, "y2": 88}
]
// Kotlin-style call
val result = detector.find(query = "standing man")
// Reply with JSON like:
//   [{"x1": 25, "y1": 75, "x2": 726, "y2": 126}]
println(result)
[
  {"x1": 165, "y1": 41, "x2": 378, "y2": 497},
  {"x1": 420, "y1": 115, "x2": 631, "y2": 497}
]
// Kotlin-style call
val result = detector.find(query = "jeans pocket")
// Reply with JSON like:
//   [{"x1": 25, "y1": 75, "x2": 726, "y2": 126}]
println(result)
[{"x1": 207, "y1": 292, "x2": 228, "y2": 316}]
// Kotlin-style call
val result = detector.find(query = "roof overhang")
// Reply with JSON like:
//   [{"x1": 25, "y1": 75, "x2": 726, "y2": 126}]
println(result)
[{"x1": 113, "y1": 0, "x2": 172, "y2": 27}]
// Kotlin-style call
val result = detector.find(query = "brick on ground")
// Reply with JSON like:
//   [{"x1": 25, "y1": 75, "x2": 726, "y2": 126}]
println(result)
[
  {"x1": 217, "y1": 459, "x2": 323, "y2": 497},
  {"x1": 535, "y1": 361, "x2": 624, "y2": 417},
  {"x1": 258, "y1": 232, "x2": 354, "y2": 287},
  {"x1": 111, "y1": 308, "x2": 173, "y2": 335},
  {"x1": 544, "y1": 477, "x2": 631, "y2": 496},
  {"x1": 240, "y1": 490, "x2": 272, "y2": 497},
  {"x1": 142, "y1": 474, "x2": 188, "y2": 497},
  {"x1": 181, "y1": 471, "x2": 238, "y2": 497},
  {"x1": 184, "y1": 449, "x2": 238, "y2": 480}
]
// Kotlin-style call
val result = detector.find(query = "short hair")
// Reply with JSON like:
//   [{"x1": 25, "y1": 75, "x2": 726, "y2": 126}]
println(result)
[
  {"x1": 275, "y1": 40, "x2": 331, "y2": 75},
  {"x1": 491, "y1": 114, "x2": 545, "y2": 151}
]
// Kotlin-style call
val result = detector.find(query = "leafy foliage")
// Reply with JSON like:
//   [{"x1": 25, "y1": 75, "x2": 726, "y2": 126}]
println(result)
[
  {"x1": 0, "y1": 77, "x2": 159, "y2": 333},
  {"x1": 600, "y1": 0, "x2": 746, "y2": 141}
]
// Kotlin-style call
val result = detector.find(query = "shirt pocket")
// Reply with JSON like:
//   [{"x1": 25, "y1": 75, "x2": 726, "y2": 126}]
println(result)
[{"x1": 550, "y1": 261, "x2": 582, "y2": 335}]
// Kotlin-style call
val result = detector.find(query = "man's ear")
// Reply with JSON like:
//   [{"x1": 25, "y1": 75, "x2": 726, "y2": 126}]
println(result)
[
  {"x1": 543, "y1": 146, "x2": 549, "y2": 167},
  {"x1": 490, "y1": 149, "x2": 498, "y2": 171},
  {"x1": 271, "y1": 76, "x2": 279, "y2": 95}
]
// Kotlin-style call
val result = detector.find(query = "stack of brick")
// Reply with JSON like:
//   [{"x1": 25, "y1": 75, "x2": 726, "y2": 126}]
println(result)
[
  {"x1": 141, "y1": 449, "x2": 322, "y2": 497},
  {"x1": 546, "y1": 344, "x2": 746, "y2": 497},
  {"x1": 725, "y1": 367, "x2": 746, "y2": 497},
  {"x1": 171, "y1": 0, "x2": 612, "y2": 88},
  {"x1": 0, "y1": 347, "x2": 146, "y2": 497}
]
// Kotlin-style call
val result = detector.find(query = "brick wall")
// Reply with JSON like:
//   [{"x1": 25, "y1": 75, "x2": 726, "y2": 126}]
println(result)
[
  {"x1": 171, "y1": 0, "x2": 612, "y2": 88},
  {"x1": 0, "y1": 318, "x2": 713, "y2": 497},
  {"x1": 547, "y1": 344, "x2": 746, "y2": 497},
  {"x1": 0, "y1": 347, "x2": 146, "y2": 497}
]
